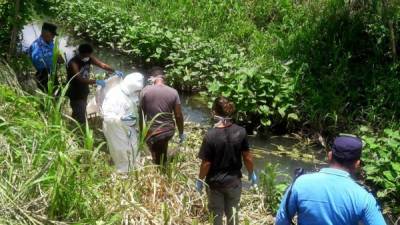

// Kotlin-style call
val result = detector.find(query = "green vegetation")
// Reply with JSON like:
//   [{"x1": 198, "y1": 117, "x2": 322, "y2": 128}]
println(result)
[
  {"x1": 47, "y1": 0, "x2": 400, "y2": 220},
  {"x1": 0, "y1": 80, "x2": 278, "y2": 224},
  {"x1": 0, "y1": 0, "x2": 399, "y2": 223},
  {"x1": 0, "y1": 0, "x2": 51, "y2": 58},
  {"x1": 49, "y1": 0, "x2": 298, "y2": 130},
  {"x1": 361, "y1": 127, "x2": 400, "y2": 218},
  {"x1": 258, "y1": 163, "x2": 289, "y2": 212},
  {"x1": 48, "y1": 0, "x2": 400, "y2": 135}
]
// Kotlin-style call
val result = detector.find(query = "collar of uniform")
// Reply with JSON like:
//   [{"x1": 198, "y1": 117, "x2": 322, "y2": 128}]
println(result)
[
  {"x1": 38, "y1": 36, "x2": 53, "y2": 47},
  {"x1": 320, "y1": 168, "x2": 350, "y2": 178}
]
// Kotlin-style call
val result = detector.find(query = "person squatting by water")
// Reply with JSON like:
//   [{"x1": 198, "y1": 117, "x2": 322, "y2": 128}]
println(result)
[
  {"x1": 101, "y1": 73, "x2": 144, "y2": 174},
  {"x1": 196, "y1": 96, "x2": 257, "y2": 225},
  {"x1": 29, "y1": 22, "x2": 64, "y2": 94},
  {"x1": 139, "y1": 67, "x2": 185, "y2": 165},
  {"x1": 66, "y1": 43, "x2": 124, "y2": 123},
  {"x1": 275, "y1": 135, "x2": 387, "y2": 225}
]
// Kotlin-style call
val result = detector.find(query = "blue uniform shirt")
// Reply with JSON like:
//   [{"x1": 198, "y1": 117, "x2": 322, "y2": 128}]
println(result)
[
  {"x1": 29, "y1": 37, "x2": 54, "y2": 72},
  {"x1": 276, "y1": 168, "x2": 386, "y2": 225}
]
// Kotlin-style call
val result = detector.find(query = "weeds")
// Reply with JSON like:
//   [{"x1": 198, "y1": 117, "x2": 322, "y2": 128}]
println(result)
[
  {"x1": 0, "y1": 82, "x2": 278, "y2": 224},
  {"x1": 360, "y1": 126, "x2": 400, "y2": 221},
  {"x1": 258, "y1": 163, "x2": 290, "y2": 213}
]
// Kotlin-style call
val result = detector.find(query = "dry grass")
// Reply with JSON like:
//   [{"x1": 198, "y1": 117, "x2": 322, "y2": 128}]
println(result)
[
  {"x1": 89, "y1": 123, "x2": 275, "y2": 225},
  {"x1": 0, "y1": 81, "x2": 275, "y2": 224}
]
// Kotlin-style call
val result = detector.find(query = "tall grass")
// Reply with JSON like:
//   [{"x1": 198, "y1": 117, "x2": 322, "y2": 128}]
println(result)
[{"x1": 0, "y1": 80, "x2": 279, "y2": 224}]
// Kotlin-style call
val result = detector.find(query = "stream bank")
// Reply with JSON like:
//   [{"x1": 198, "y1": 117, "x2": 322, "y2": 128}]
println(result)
[{"x1": 21, "y1": 21, "x2": 325, "y2": 177}]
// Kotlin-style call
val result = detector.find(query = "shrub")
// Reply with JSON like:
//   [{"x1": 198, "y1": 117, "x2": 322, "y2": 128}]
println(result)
[
  {"x1": 50, "y1": 0, "x2": 299, "y2": 129},
  {"x1": 361, "y1": 127, "x2": 400, "y2": 217}
]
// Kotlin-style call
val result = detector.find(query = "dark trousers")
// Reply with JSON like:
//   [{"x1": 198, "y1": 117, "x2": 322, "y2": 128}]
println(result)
[
  {"x1": 35, "y1": 69, "x2": 59, "y2": 94},
  {"x1": 146, "y1": 130, "x2": 174, "y2": 165},
  {"x1": 208, "y1": 183, "x2": 242, "y2": 225},
  {"x1": 70, "y1": 98, "x2": 87, "y2": 124}
]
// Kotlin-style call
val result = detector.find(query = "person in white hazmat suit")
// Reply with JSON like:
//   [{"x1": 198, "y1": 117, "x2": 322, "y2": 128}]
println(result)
[{"x1": 101, "y1": 73, "x2": 144, "y2": 173}]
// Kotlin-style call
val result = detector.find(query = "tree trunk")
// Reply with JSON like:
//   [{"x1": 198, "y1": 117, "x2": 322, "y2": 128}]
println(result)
[
  {"x1": 382, "y1": 0, "x2": 397, "y2": 60},
  {"x1": 388, "y1": 20, "x2": 397, "y2": 60},
  {"x1": 8, "y1": 0, "x2": 21, "y2": 60}
]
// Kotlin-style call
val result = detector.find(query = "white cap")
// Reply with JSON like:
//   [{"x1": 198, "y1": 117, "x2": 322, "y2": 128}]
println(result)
[{"x1": 120, "y1": 72, "x2": 144, "y2": 97}]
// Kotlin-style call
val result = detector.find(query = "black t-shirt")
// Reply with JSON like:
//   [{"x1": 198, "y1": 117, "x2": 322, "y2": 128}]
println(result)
[
  {"x1": 66, "y1": 56, "x2": 92, "y2": 100},
  {"x1": 198, "y1": 124, "x2": 250, "y2": 188}
]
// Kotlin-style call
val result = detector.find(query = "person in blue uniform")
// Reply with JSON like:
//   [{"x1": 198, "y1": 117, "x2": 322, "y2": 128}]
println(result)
[
  {"x1": 275, "y1": 135, "x2": 387, "y2": 225},
  {"x1": 29, "y1": 22, "x2": 63, "y2": 93}
]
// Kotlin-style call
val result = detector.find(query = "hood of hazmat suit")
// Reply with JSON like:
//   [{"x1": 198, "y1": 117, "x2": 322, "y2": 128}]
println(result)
[{"x1": 100, "y1": 73, "x2": 144, "y2": 173}]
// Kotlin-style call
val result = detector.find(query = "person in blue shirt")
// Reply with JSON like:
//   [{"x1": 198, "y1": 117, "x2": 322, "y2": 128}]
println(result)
[
  {"x1": 29, "y1": 22, "x2": 63, "y2": 93},
  {"x1": 276, "y1": 135, "x2": 387, "y2": 225}
]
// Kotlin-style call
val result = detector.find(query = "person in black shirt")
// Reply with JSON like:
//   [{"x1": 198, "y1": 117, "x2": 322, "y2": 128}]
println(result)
[
  {"x1": 66, "y1": 43, "x2": 123, "y2": 123},
  {"x1": 196, "y1": 96, "x2": 257, "y2": 225}
]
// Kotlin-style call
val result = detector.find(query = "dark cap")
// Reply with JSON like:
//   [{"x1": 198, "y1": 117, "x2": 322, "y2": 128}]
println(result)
[
  {"x1": 332, "y1": 135, "x2": 363, "y2": 160},
  {"x1": 42, "y1": 22, "x2": 58, "y2": 35}
]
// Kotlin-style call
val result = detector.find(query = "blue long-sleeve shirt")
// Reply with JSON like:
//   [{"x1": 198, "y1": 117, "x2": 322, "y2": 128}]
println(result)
[
  {"x1": 276, "y1": 168, "x2": 386, "y2": 225},
  {"x1": 29, "y1": 37, "x2": 54, "y2": 72}
]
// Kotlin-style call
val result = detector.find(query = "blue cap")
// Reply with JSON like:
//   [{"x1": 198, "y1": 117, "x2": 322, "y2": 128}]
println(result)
[{"x1": 332, "y1": 135, "x2": 363, "y2": 160}]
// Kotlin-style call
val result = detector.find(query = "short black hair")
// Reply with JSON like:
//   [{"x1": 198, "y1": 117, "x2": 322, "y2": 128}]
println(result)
[
  {"x1": 332, "y1": 154, "x2": 358, "y2": 169},
  {"x1": 148, "y1": 66, "x2": 165, "y2": 77},
  {"x1": 78, "y1": 43, "x2": 94, "y2": 54}
]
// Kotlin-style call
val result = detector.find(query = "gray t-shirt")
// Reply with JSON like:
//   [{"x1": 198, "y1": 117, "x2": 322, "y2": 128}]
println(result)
[{"x1": 140, "y1": 84, "x2": 181, "y2": 134}]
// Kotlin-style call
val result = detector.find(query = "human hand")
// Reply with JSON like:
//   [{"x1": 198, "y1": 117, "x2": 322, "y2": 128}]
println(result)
[
  {"x1": 195, "y1": 179, "x2": 204, "y2": 193},
  {"x1": 96, "y1": 80, "x2": 106, "y2": 88},
  {"x1": 179, "y1": 133, "x2": 186, "y2": 144},
  {"x1": 121, "y1": 114, "x2": 137, "y2": 127},
  {"x1": 115, "y1": 70, "x2": 124, "y2": 78},
  {"x1": 248, "y1": 171, "x2": 258, "y2": 187}
]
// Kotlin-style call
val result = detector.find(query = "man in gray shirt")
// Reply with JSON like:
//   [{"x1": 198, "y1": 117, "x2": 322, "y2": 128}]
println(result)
[{"x1": 139, "y1": 67, "x2": 185, "y2": 165}]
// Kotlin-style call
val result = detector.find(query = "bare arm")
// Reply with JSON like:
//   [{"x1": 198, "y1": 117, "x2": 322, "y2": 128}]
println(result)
[
  {"x1": 198, "y1": 160, "x2": 211, "y2": 180},
  {"x1": 174, "y1": 103, "x2": 184, "y2": 135},
  {"x1": 91, "y1": 56, "x2": 114, "y2": 73},
  {"x1": 242, "y1": 150, "x2": 254, "y2": 173},
  {"x1": 69, "y1": 62, "x2": 95, "y2": 85}
]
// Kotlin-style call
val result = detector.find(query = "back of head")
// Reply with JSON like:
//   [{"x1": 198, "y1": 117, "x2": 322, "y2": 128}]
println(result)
[
  {"x1": 121, "y1": 72, "x2": 144, "y2": 97},
  {"x1": 78, "y1": 43, "x2": 94, "y2": 55},
  {"x1": 212, "y1": 96, "x2": 236, "y2": 117},
  {"x1": 42, "y1": 22, "x2": 58, "y2": 35},
  {"x1": 148, "y1": 66, "x2": 165, "y2": 79}
]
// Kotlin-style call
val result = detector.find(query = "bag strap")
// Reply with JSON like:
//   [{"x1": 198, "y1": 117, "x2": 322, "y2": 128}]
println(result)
[{"x1": 285, "y1": 168, "x2": 306, "y2": 225}]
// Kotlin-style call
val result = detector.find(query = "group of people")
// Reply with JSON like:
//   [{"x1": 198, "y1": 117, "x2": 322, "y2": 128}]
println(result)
[{"x1": 29, "y1": 22, "x2": 387, "y2": 225}]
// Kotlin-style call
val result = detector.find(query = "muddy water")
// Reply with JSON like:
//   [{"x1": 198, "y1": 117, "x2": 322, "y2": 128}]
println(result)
[{"x1": 21, "y1": 22, "x2": 325, "y2": 176}]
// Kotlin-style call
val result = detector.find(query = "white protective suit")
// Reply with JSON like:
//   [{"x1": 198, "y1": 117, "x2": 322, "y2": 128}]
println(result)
[{"x1": 100, "y1": 73, "x2": 144, "y2": 173}]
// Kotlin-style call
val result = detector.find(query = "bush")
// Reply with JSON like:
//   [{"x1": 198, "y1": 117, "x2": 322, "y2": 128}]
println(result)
[
  {"x1": 50, "y1": 0, "x2": 298, "y2": 129},
  {"x1": 282, "y1": 1, "x2": 400, "y2": 133},
  {"x1": 258, "y1": 163, "x2": 289, "y2": 213},
  {"x1": 361, "y1": 127, "x2": 400, "y2": 218},
  {"x1": 48, "y1": 0, "x2": 400, "y2": 134},
  {"x1": 0, "y1": 0, "x2": 54, "y2": 57}
]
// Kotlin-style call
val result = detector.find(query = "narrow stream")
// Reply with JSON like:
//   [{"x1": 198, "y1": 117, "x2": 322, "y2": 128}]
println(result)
[{"x1": 21, "y1": 22, "x2": 325, "y2": 177}]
